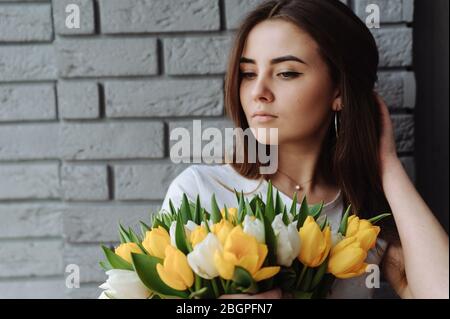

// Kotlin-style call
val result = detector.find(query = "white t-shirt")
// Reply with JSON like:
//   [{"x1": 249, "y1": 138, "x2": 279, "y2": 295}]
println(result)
[{"x1": 161, "y1": 164, "x2": 388, "y2": 299}]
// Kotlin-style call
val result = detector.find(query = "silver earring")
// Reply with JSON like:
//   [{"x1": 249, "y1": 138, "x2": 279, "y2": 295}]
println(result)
[{"x1": 334, "y1": 111, "x2": 339, "y2": 138}]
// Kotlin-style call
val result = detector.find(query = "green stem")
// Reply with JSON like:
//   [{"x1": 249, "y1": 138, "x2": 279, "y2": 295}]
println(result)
[
  {"x1": 296, "y1": 265, "x2": 308, "y2": 290},
  {"x1": 195, "y1": 274, "x2": 201, "y2": 292},
  {"x1": 211, "y1": 278, "x2": 220, "y2": 298},
  {"x1": 220, "y1": 278, "x2": 227, "y2": 294}
]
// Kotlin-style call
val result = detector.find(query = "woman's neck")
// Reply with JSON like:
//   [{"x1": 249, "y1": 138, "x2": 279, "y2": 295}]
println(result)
[{"x1": 266, "y1": 140, "x2": 338, "y2": 204}]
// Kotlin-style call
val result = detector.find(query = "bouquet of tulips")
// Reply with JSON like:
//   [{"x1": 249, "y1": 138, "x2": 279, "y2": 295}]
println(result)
[{"x1": 98, "y1": 181, "x2": 390, "y2": 299}]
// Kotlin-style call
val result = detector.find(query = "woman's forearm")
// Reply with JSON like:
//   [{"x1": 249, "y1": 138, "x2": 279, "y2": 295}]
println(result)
[{"x1": 382, "y1": 157, "x2": 449, "y2": 298}]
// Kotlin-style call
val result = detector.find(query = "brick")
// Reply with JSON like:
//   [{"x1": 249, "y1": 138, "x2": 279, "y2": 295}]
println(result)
[
  {"x1": 63, "y1": 244, "x2": 107, "y2": 283},
  {"x1": 53, "y1": 0, "x2": 95, "y2": 35},
  {"x1": 55, "y1": 38, "x2": 158, "y2": 78},
  {"x1": 114, "y1": 163, "x2": 186, "y2": 200},
  {"x1": 0, "y1": 3, "x2": 52, "y2": 42},
  {"x1": 225, "y1": 0, "x2": 264, "y2": 30},
  {"x1": 0, "y1": 163, "x2": 60, "y2": 200},
  {"x1": 0, "y1": 45, "x2": 57, "y2": 81},
  {"x1": 372, "y1": 27, "x2": 413, "y2": 67},
  {"x1": 99, "y1": 0, "x2": 220, "y2": 33},
  {"x1": 61, "y1": 164, "x2": 108, "y2": 201},
  {"x1": 63, "y1": 204, "x2": 160, "y2": 243},
  {"x1": 0, "y1": 204, "x2": 62, "y2": 238},
  {"x1": 0, "y1": 278, "x2": 66, "y2": 299},
  {"x1": 354, "y1": 0, "x2": 413, "y2": 23},
  {"x1": 0, "y1": 84, "x2": 56, "y2": 121},
  {"x1": 164, "y1": 36, "x2": 232, "y2": 74},
  {"x1": 57, "y1": 82, "x2": 99, "y2": 119},
  {"x1": 0, "y1": 124, "x2": 59, "y2": 160},
  {"x1": 105, "y1": 79, "x2": 223, "y2": 118},
  {"x1": 0, "y1": 239, "x2": 63, "y2": 278},
  {"x1": 376, "y1": 71, "x2": 415, "y2": 108},
  {"x1": 59, "y1": 122, "x2": 165, "y2": 160},
  {"x1": 392, "y1": 114, "x2": 414, "y2": 153}
]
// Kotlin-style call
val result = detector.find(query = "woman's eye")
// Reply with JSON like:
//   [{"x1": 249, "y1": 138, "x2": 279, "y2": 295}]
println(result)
[
  {"x1": 278, "y1": 72, "x2": 301, "y2": 79},
  {"x1": 240, "y1": 72, "x2": 257, "y2": 79}
]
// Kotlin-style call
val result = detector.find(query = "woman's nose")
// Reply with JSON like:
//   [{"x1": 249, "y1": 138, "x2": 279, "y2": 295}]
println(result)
[{"x1": 251, "y1": 76, "x2": 274, "y2": 103}]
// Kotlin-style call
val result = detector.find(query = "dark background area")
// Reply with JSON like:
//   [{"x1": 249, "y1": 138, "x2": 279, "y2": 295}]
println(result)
[{"x1": 414, "y1": 0, "x2": 449, "y2": 233}]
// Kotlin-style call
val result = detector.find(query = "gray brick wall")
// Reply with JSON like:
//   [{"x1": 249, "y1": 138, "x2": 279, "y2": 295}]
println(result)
[{"x1": 0, "y1": 0, "x2": 414, "y2": 298}]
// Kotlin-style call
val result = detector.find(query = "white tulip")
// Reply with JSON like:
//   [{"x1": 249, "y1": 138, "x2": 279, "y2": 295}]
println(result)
[
  {"x1": 98, "y1": 269, "x2": 151, "y2": 299},
  {"x1": 271, "y1": 214, "x2": 301, "y2": 267},
  {"x1": 187, "y1": 233, "x2": 222, "y2": 279},
  {"x1": 243, "y1": 215, "x2": 265, "y2": 244}
]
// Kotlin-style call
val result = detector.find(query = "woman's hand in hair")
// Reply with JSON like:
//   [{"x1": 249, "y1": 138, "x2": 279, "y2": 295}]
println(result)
[{"x1": 374, "y1": 92, "x2": 400, "y2": 176}]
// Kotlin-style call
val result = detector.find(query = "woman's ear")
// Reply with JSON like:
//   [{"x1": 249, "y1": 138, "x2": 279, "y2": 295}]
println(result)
[{"x1": 332, "y1": 88, "x2": 343, "y2": 112}]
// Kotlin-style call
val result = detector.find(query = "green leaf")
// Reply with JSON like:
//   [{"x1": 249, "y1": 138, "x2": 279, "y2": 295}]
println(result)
[
  {"x1": 223, "y1": 204, "x2": 229, "y2": 221},
  {"x1": 318, "y1": 216, "x2": 328, "y2": 231},
  {"x1": 119, "y1": 224, "x2": 132, "y2": 243},
  {"x1": 234, "y1": 188, "x2": 240, "y2": 205},
  {"x1": 232, "y1": 266, "x2": 258, "y2": 294},
  {"x1": 193, "y1": 195, "x2": 201, "y2": 225},
  {"x1": 290, "y1": 192, "x2": 298, "y2": 217},
  {"x1": 275, "y1": 190, "x2": 284, "y2": 216},
  {"x1": 99, "y1": 260, "x2": 112, "y2": 271},
  {"x1": 140, "y1": 221, "x2": 151, "y2": 236},
  {"x1": 180, "y1": 194, "x2": 191, "y2": 224},
  {"x1": 175, "y1": 214, "x2": 192, "y2": 254},
  {"x1": 169, "y1": 199, "x2": 177, "y2": 216},
  {"x1": 310, "y1": 256, "x2": 329, "y2": 290},
  {"x1": 338, "y1": 205, "x2": 352, "y2": 235},
  {"x1": 245, "y1": 198, "x2": 254, "y2": 216},
  {"x1": 296, "y1": 195, "x2": 310, "y2": 230},
  {"x1": 309, "y1": 202, "x2": 324, "y2": 220},
  {"x1": 101, "y1": 245, "x2": 133, "y2": 271},
  {"x1": 299, "y1": 267, "x2": 314, "y2": 292},
  {"x1": 278, "y1": 268, "x2": 297, "y2": 291},
  {"x1": 162, "y1": 214, "x2": 173, "y2": 230},
  {"x1": 202, "y1": 210, "x2": 211, "y2": 232},
  {"x1": 265, "y1": 180, "x2": 275, "y2": 222},
  {"x1": 237, "y1": 191, "x2": 246, "y2": 224},
  {"x1": 131, "y1": 253, "x2": 189, "y2": 298},
  {"x1": 262, "y1": 212, "x2": 277, "y2": 265},
  {"x1": 210, "y1": 194, "x2": 222, "y2": 223},
  {"x1": 282, "y1": 206, "x2": 289, "y2": 225},
  {"x1": 368, "y1": 213, "x2": 392, "y2": 224},
  {"x1": 188, "y1": 287, "x2": 208, "y2": 299}
]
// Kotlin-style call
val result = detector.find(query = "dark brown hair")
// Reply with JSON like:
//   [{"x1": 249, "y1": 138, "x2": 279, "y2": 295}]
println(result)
[{"x1": 224, "y1": 0, "x2": 399, "y2": 244}]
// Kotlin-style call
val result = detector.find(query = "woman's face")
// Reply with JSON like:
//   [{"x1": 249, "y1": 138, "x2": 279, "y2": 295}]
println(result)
[{"x1": 239, "y1": 19, "x2": 341, "y2": 145}]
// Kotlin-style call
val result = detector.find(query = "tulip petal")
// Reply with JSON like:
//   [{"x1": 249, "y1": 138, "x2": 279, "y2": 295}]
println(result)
[
  {"x1": 253, "y1": 266, "x2": 280, "y2": 282},
  {"x1": 156, "y1": 263, "x2": 187, "y2": 291},
  {"x1": 214, "y1": 251, "x2": 234, "y2": 280}
]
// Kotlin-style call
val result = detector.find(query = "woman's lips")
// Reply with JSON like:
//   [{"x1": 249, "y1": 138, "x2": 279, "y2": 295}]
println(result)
[{"x1": 252, "y1": 114, "x2": 278, "y2": 123}]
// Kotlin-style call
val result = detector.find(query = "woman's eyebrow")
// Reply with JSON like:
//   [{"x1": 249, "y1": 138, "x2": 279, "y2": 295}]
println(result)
[{"x1": 239, "y1": 55, "x2": 307, "y2": 65}]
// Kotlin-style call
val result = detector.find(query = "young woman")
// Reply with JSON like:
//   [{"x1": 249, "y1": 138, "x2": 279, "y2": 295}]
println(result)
[{"x1": 162, "y1": 0, "x2": 449, "y2": 298}]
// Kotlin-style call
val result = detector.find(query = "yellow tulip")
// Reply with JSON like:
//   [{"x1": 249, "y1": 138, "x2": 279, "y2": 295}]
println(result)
[
  {"x1": 211, "y1": 219, "x2": 234, "y2": 245},
  {"x1": 346, "y1": 215, "x2": 380, "y2": 251},
  {"x1": 115, "y1": 242, "x2": 143, "y2": 263},
  {"x1": 142, "y1": 226, "x2": 171, "y2": 259},
  {"x1": 189, "y1": 225, "x2": 208, "y2": 247},
  {"x1": 156, "y1": 245, "x2": 194, "y2": 291},
  {"x1": 221, "y1": 207, "x2": 238, "y2": 224},
  {"x1": 213, "y1": 226, "x2": 280, "y2": 281},
  {"x1": 298, "y1": 216, "x2": 331, "y2": 267},
  {"x1": 328, "y1": 236, "x2": 368, "y2": 279}
]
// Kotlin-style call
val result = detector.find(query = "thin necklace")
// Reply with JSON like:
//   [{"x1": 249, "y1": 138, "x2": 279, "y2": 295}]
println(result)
[{"x1": 276, "y1": 169, "x2": 314, "y2": 192}]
